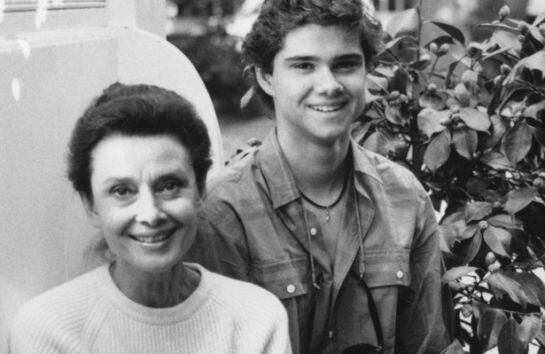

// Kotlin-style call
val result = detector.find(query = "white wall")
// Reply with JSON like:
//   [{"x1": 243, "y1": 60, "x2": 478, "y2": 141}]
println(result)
[{"x1": 0, "y1": 1, "x2": 223, "y2": 351}]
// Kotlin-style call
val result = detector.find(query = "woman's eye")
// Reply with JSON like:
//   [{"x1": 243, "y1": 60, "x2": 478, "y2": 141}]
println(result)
[
  {"x1": 110, "y1": 186, "x2": 134, "y2": 198},
  {"x1": 156, "y1": 179, "x2": 183, "y2": 197}
]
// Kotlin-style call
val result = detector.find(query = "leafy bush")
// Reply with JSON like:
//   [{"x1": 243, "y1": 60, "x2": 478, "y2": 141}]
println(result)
[{"x1": 353, "y1": 4, "x2": 545, "y2": 353}]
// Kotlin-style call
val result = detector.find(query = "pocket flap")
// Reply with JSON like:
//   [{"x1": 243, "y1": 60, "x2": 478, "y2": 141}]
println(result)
[
  {"x1": 251, "y1": 257, "x2": 309, "y2": 299},
  {"x1": 363, "y1": 249, "x2": 411, "y2": 288}
]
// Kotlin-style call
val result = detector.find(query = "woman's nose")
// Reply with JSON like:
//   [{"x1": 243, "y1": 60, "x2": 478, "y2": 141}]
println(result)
[
  {"x1": 315, "y1": 68, "x2": 344, "y2": 96},
  {"x1": 134, "y1": 190, "x2": 166, "y2": 227}
]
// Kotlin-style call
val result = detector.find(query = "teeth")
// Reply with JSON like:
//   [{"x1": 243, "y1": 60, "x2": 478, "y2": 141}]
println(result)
[
  {"x1": 130, "y1": 231, "x2": 172, "y2": 244},
  {"x1": 310, "y1": 104, "x2": 342, "y2": 112}
]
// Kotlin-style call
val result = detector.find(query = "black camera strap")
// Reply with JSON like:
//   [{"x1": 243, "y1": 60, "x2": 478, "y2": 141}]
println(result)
[{"x1": 359, "y1": 277, "x2": 383, "y2": 352}]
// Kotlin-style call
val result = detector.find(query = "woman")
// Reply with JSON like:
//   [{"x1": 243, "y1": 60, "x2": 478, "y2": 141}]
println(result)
[{"x1": 10, "y1": 83, "x2": 291, "y2": 354}]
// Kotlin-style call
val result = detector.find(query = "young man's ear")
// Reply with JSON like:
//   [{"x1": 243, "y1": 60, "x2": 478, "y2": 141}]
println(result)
[
  {"x1": 255, "y1": 67, "x2": 275, "y2": 97},
  {"x1": 80, "y1": 193, "x2": 101, "y2": 228}
]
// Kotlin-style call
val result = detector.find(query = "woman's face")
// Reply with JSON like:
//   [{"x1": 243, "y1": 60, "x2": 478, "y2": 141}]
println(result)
[{"x1": 84, "y1": 134, "x2": 200, "y2": 276}]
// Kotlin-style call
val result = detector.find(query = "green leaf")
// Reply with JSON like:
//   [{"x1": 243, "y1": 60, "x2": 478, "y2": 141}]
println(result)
[
  {"x1": 504, "y1": 187, "x2": 538, "y2": 214},
  {"x1": 389, "y1": 67, "x2": 410, "y2": 94},
  {"x1": 463, "y1": 229, "x2": 482, "y2": 265},
  {"x1": 459, "y1": 107, "x2": 491, "y2": 132},
  {"x1": 533, "y1": 126, "x2": 545, "y2": 147},
  {"x1": 487, "y1": 272, "x2": 530, "y2": 307},
  {"x1": 480, "y1": 151, "x2": 514, "y2": 170},
  {"x1": 452, "y1": 127, "x2": 478, "y2": 160},
  {"x1": 483, "y1": 226, "x2": 511, "y2": 257},
  {"x1": 502, "y1": 121, "x2": 533, "y2": 163},
  {"x1": 517, "y1": 315, "x2": 542, "y2": 345},
  {"x1": 366, "y1": 74, "x2": 389, "y2": 93},
  {"x1": 528, "y1": 26, "x2": 545, "y2": 44},
  {"x1": 522, "y1": 101, "x2": 545, "y2": 119},
  {"x1": 426, "y1": 21, "x2": 465, "y2": 45},
  {"x1": 351, "y1": 120, "x2": 373, "y2": 144},
  {"x1": 417, "y1": 108, "x2": 448, "y2": 137},
  {"x1": 520, "y1": 50, "x2": 545, "y2": 73},
  {"x1": 442, "y1": 266, "x2": 478, "y2": 284},
  {"x1": 363, "y1": 130, "x2": 390, "y2": 156},
  {"x1": 376, "y1": 36, "x2": 413, "y2": 59},
  {"x1": 423, "y1": 35, "x2": 454, "y2": 49},
  {"x1": 437, "y1": 224, "x2": 457, "y2": 249},
  {"x1": 497, "y1": 319, "x2": 527, "y2": 354},
  {"x1": 487, "y1": 214, "x2": 523, "y2": 230},
  {"x1": 504, "y1": 51, "x2": 545, "y2": 86},
  {"x1": 386, "y1": 8, "x2": 419, "y2": 38},
  {"x1": 532, "y1": 12, "x2": 545, "y2": 26},
  {"x1": 477, "y1": 307, "x2": 508, "y2": 350},
  {"x1": 419, "y1": 93, "x2": 446, "y2": 111},
  {"x1": 454, "y1": 83, "x2": 471, "y2": 107},
  {"x1": 482, "y1": 115, "x2": 509, "y2": 149},
  {"x1": 459, "y1": 223, "x2": 479, "y2": 241},
  {"x1": 505, "y1": 270, "x2": 545, "y2": 308},
  {"x1": 424, "y1": 130, "x2": 451, "y2": 172},
  {"x1": 465, "y1": 201, "x2": 493, "y2": 222},
  {"x1": 489, "y1": 29, "x2": 522, "y2": 56},
  {"x1": 536, "y1": 325, "x2": 545, "y2": 348}
]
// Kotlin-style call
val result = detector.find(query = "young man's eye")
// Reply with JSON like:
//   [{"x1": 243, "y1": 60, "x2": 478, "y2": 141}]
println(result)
[
  {"x1": 292, "y1": 62, "x2": 314, "y2": 70},
  {"x1": 336, "y1": 60, "x2": 361, "y2": 71}
]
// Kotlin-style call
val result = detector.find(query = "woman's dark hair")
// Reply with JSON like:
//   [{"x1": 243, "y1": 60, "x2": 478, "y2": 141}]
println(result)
[
  {"x1": 242, "y1": 0, "x2": 383, "y2": 112},
  {"x1": 67, "y1": 83, "x2": 212, "y2": 200}
]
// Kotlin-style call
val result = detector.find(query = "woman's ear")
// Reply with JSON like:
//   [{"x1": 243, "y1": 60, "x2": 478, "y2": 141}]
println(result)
[
  {"x1": 255, "y1": 67, "x2": 275, "y2": 97},
  {"x1": 80, "y1": 194, "x2": 101, "y2": 228}
]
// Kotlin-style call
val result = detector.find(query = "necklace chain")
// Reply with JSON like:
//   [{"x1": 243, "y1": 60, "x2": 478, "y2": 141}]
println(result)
[{"x1": 299, "y1": 173, "x2": 348, "y2": 222}]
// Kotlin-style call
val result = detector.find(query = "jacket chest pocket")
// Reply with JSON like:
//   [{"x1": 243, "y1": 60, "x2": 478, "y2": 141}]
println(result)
[
  {"x1": 362, "y1": 249, "x2": 411, "y2": 288},
  {"x1": 251, "y1": 257, "x2": 312, "y2": 354},
  {"x1": 250, "y1": 257, "x2": 310, "y2": 299}
]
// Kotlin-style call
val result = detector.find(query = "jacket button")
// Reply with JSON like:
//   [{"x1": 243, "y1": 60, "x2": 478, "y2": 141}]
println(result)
[
  {"x1": 396, "y1": 270, "x2": 404, "y2": 279},
  {"x1": 286, "y1": 284, "x2": 296, "y2": 293},
  {"x1": 328, "y1": 330, "x2": 334, "y2": 339},
  {"x1": 309, "y1": 227, "x2": 318, "y2": 236}
]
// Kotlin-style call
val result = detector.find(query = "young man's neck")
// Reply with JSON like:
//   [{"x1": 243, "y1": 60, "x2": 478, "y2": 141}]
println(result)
[{"x1": 277, "y1": 128, "x2": 351, "y2": 199}]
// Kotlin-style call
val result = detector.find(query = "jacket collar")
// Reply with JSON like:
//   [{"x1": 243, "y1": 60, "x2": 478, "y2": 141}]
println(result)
[
  {"x1": 258, "y1": 130, "x2": 300, "y2": 209},
  {"x1": 258, "y1": 130, "x2": 384, "y2": 209},
  {"x1": 350, "y1": 139, "x2": 383, "y2": 186}
]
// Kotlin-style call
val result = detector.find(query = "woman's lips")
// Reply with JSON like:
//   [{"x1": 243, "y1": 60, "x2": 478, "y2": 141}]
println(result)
[{"x1": 128, "y1": 229, "x2": 175, "y2": 244}]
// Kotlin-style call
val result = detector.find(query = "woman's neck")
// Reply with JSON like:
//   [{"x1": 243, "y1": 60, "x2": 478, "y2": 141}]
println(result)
[{"x1": 110, "y1": 261, "x2": 200, "y2": 308}]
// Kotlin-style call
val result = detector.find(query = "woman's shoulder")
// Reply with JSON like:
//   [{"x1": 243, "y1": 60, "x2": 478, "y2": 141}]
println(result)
[
  {"x1": 196, "y1": 264, "x2": 285, "y2": 318},
  {"x1": 10, "y1": 266, "x2": 107, "y2": 348}
]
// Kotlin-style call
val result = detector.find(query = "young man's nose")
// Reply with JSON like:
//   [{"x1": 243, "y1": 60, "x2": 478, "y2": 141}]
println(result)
[
  {"x1": 134, "y1": 190, "x2": 167, "y2": 227},
  {"x1": 315, "y1": 68, "x2": 344, "y2": 96}
]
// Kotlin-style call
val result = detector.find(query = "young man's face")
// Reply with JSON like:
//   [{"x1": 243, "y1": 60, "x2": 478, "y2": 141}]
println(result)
[{"x1": 257, "y1": 24, "x2": 367, "y2": 145}]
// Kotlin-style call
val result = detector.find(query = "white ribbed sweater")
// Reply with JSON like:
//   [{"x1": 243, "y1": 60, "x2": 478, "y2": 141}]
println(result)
[{"x1": 10, "y1": 263, "x2": 291, "y2": 354}]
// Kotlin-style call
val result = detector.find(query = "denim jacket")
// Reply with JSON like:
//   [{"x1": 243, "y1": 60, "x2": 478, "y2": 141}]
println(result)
[{"x1": 187, "y1": 131, "x2": 451, "y2": 354}]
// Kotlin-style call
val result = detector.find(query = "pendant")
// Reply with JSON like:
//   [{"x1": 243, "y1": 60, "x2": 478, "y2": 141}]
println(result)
[{"x1": 325, "y1": 207, "x2": 330, "y2": 222}]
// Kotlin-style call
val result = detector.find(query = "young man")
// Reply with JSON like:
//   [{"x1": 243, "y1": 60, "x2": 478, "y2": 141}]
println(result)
[{"x1": 189, "y1": 0, "x2": 451, "y2": 353}]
